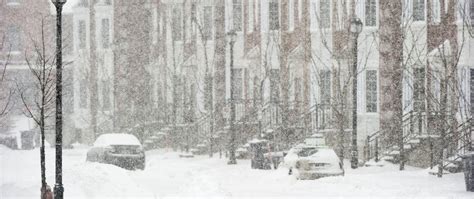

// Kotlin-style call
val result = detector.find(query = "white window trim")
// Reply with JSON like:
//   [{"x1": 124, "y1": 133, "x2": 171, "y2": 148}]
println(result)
[{"x1": 298, "y1": 0, "x2": 303, "y2": 21}]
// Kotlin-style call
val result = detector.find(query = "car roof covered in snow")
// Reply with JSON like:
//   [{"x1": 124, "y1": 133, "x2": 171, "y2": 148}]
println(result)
[
  {"x1": 301, "y1": 148, "x2": 340, "y2": 164},
  {"x1": 93, "y1": 133, "x2": 142, "y2": 147}
]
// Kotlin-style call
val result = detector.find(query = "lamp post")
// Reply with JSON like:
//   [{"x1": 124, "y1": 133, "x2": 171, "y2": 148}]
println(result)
[
  {"x1": 227, "y1": 30, "x2": 237, "y2": 165},
  {"x1": 52, "y1": 0, "x2": 66, "y2": 198},
  {"x1": 350, "y1": 17, "x2": 363, "y2": 169}
]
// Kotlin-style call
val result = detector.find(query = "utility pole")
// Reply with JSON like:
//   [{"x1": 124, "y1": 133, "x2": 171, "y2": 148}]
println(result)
[{"x1": 52, "y1": 0, "x2": 67, "y2": 198}]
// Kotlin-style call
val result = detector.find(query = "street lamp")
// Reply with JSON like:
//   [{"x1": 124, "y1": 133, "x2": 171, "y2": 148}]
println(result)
[
  {"x1": 227, "y1": 30, "x2": 237, "y2": 165},
  {"x1": 350, "y1": 17, "x2": 363, "y2": 169},
  {"x1": 51, "y1": 0, "x2": 67, "y2": 198}
]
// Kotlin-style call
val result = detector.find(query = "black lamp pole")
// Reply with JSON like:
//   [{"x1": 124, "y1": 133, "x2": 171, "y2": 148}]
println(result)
[
  {"x1": 227, "y1": 30, "x2": 237, "y2": 165},
  {"x1": 350, "y1": 17, "x2": 362, "y2": 169},
  {"x1": 52, "y1": 0, "x2": 66, "y2": 198}
]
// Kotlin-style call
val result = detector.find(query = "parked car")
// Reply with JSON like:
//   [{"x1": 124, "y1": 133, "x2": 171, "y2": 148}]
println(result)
[
  {"x1": 283, "y1": 144, "x2": 343, "y2": 179},
  {"x1": 86, "y1": 133, "x2": 145, "y2": 170}
]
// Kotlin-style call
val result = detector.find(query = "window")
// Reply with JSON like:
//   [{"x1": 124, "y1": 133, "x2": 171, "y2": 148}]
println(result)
[
  {"x1": 413, "y1": 68, "x2": 425, "y2": 112},
  {"x1": 6, "y1": 26, "x2": 21, "y2": 52},
  {"x1": 470, "y1": 0, "x2": 474, "y2": 25},
  {"x1": 289, "y1": 0, "x2": 294, "y2": 31},
  {"x1": 233, "y1": 0, "x2": 242, "y2": 31},
  {"x1": 470, "y1": 69, "x2": 474, "y2": 114},
  {"x1": 102, "y1": 80, "x2": 111, "y2": 110},
  {"x1": 172, "y1": 7, "x2": 182, "y2": 41},
  {"x1": 203, "y1": 6, "x2": 213, "y2": 40},
  {"x1": 80, "y1": 78, "x2": 88, "y2": 108},
  {"x1": 101, "y1": 18, "x2": 110, "y2": 49},
  {"x1": 366, "y1": 70, "x2": 377, "y2": 112},
  {"x1": 431, "y1": 0, "x2": 440, "y2": 23},
  {"x1": 320, "y1": 0, "x2": 330, "y2": 28},
  {"x1": 249, "y1": 0, "x2": 254, "y2": 32},
  {"x1": 413, "y1": 0, "x2": 425, "y2": 21},
  {"x1": 232, "y1": 69, "x2": 243, "y2": 100},
  {"x1": 191, "y1": 3, "x2": 197, "y2": 22},
  {"x1": 78, "y1": 20, "x2": 86, "y2": 49},
  {"x1": 270, "y1": 69, "x2": 280, "y2": 102},
  {"x1": 320, "y1": 70, "x2": 331, "y2": 105},
  {"x1": 294, "y1": 77, "x2": 302, "y2": 102},
  {"x1": 365, "y1": 0, "x2": 377, "y2": 26},
  {"x1": 269, "y1": 0, "x2": 279, "y2": 30}
]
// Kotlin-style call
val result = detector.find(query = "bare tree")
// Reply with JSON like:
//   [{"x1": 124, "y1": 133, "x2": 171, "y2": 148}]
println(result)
[{"x1": 16, "y1": 16, "x2": 56, "y2": 199}]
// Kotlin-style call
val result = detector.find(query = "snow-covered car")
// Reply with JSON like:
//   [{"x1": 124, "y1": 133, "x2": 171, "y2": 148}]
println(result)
[
  {"x1": 86, "y1": 133, "x2": 145, "y2": 170},
  {"x1": 283, "y1": 145, "x2": 343, "y2": 179}
]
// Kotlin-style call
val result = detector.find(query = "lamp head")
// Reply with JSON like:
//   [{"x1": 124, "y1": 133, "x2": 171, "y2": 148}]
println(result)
[
  {"x1": 227, "y1": 30, "x2": 237, "y2": 43},
  {"x1": 350, "y1": 17, "x2": 363, "y2": 35},
  {"x1": 51, "y1": 0, "x2": 67, "y2": 5}
]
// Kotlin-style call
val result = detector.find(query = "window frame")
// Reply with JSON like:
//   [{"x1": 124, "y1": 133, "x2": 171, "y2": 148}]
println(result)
[
  {"x1": 365, "y1": 0, "x2": 377, "y2": 27},
  {"x1": 365, "y1": 70, "x2": 378, "y2": 113}
]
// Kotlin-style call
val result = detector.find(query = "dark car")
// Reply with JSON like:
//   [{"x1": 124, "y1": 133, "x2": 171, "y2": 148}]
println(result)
[{"x1": 86, "y1": 133, "x2": 145, "y2": 170}]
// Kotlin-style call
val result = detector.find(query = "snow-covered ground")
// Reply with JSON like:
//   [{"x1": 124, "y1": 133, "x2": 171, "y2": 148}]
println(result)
[{"x1": 1, "y1": 145, "x2": 471, "y2": 198}]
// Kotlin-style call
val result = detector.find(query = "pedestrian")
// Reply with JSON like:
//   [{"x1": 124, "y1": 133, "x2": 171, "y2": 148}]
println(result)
[{"x1": 45, "y1": 185, "x2": 53, "y2": 199}]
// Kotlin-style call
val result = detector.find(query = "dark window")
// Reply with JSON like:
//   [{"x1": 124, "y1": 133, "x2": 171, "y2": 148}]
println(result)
[
  {"x1": 413, "y1": 68, "x2": 425, "y2": 112},
  {"x1": 320, "y1": 70, "x2": 331, "y2": 105},
  {"x1": 270, "y1": 69, "x2": 280, "y2": 102},
  {"x1": 233, "y1": 0, "x2": 242, "y2": 31},
  {"x1": 470, "y1": 69, "x2": 474, "y2": 115},
  {"x1": 203, "y1": 6, "x2": 213, "y2": 40},
  {"x1": 470, "y1": 0, "x2": 474, "y2": 25},
  {"x1": 232, "y1": 68, "x2": 243, "y2": 100},
  {"x1": 6, "y1": 26, "x2": 21, "y2": 52},
  {"x1": 365, "y1": 0, "x2": 376, "y2": 26},
  {"x1": 80, "y1": 78, "x2": 88, "y2": 108},
  {"x1": 413, "y1": 0, "x2": 425, "y2": 21},
  {"x1": 78, "y1": 20, "x2": 86, "y2": 49},
  {"x1": 101, "y1": 18, "x2": 110, "y2": 49},
  {"x1": 269, "y1": 0, "x2": 280, "y2": 30},
  {"x1": 172, "y1": 7, "x2": 183, "y2": 41},
  {"x1": 102, "y1": 80, "x2": 111, "y2": 110},
  {"x1": 320, "y1": 0, "x2": 331, "y2": 28},
  {"x1": 366, "y1": 70, "x2": 377, "y2": 112}
]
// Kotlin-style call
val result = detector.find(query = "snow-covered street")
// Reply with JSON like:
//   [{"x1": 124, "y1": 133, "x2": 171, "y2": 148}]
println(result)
[{"x1": 1, "y1": 146, "x2": 471, "y2": 198}]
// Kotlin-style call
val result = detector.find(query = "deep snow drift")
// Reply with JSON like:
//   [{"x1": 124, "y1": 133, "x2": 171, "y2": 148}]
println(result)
[{"x1": 0, "y1": 145, "x2": 471, "y2": 198}]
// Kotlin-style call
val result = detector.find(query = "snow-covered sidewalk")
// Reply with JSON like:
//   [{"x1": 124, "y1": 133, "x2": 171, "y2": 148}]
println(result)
[{"x1": 1, "y1": 146, "x2": 471, "y2": 198}]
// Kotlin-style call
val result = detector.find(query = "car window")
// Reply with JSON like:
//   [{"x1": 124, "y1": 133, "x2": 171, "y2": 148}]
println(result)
[{"x1": 297, "y1": 148, "x2": 318, "y2": 157}]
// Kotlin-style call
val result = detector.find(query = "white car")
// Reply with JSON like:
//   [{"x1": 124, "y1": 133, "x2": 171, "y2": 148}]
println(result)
[
  {"x1": 86, "y1": 133, "x2": 145, "y2": 170},
  {"x1": 283, "y1": 145, "x2": 344, "y2": 180}
]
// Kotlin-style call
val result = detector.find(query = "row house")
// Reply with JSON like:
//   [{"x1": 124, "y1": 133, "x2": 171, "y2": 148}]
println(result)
[{"x1": 64, "y1": 0, "x2": 474, "y2": 165}]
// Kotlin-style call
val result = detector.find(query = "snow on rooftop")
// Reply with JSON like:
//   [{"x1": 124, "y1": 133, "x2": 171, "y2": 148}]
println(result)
[{"x1": 93, "y1": 133, "x2": 141, "y2": 147}]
